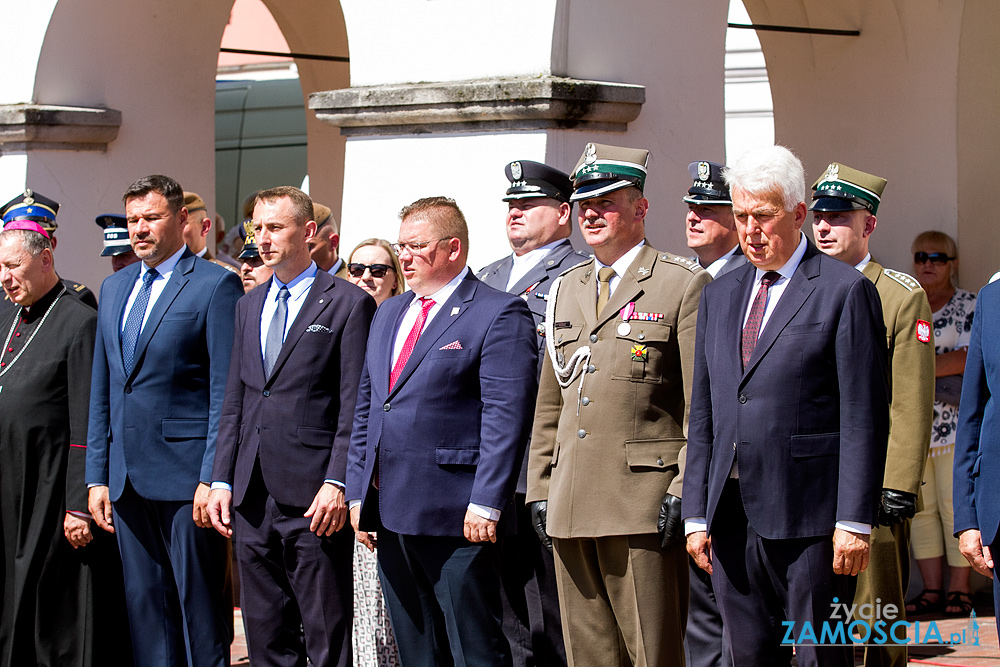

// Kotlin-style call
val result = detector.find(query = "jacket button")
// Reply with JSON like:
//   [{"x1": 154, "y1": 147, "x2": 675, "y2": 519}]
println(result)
[
  {"x1": 383, "y1": 403, "x2": 391, "y2": 412},
  {"x1": 124, "y1": 386, "x2": 132, "y2": 394},
  {"x1": 581, "y1": 397, "x2": 590, "y2": 406},
  {"x1": 656, "y1": 458, "x2": 664, "y2": 466},
  {"x1": 262, "y1": 389, "x2": 270, "y2": 397},
  {"x1": 590, "y1": 334, "x2": 598, "y2": 343},
  {"x1": 738, "y1": 394, "x2": 747, "y2": 404},
  {"x1": 587, "y1": 364, "x2": 596, "y2": 373},
  {"x1": 577, "y1": 429, "x2": 586, "y2": 439}
]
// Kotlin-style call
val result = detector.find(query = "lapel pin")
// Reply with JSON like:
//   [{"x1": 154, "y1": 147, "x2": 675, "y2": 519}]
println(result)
[
  {"x1": 451, "y1": 307, "x2": 460, "y2": 316},
  {"x1": 318, "y1": 299, "x2": 324, "y2": 304}
]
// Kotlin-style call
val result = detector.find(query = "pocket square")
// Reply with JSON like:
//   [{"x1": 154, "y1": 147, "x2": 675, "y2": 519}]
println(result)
[
  {"x1": 306, "y1": 324, "x2": 331, "y2": 333},
  {"x1": 439, "y1": 340, "x2": 463, "y2": 350}
]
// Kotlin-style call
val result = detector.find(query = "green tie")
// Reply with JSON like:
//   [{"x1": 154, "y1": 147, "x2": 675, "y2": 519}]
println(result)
[{"x1": 596, "y1": 267, "x2": 616, "y2": 318}]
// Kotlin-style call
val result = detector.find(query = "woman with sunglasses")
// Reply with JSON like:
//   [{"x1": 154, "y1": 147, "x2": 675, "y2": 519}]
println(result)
[
  {"x1": 345, "y1": 237, "x2": 403, "y2": 666},
  {"x1": 907, "y1": 230, "x2": 977, "y2": 617}
]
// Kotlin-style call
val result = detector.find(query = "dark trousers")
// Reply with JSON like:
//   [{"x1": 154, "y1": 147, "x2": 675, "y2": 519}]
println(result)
[
  {"x1": 712, "y1": 480, "x2": 856, "y2": 667},
  {"x1": 499, "y1": 497, "x2": 567, "y2": 667},
  {"x1": 113, "y1": 480, "x2": 231, "y2": 667},
  {"x1": 853, "y1": 520, "x2": 910, "y2": 667},
  {"x1": 378, "y1": 529, "x2": 512, "y2": 667},
  {"x1": 234, "y1": 474, "x2": 353, "y2": 667},
  {"x1": 686, "y1": 555, "x2": 733, "y2": 667}
]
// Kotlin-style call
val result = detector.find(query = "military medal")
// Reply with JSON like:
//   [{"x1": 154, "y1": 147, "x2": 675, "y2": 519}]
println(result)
[
  {"x1": 630, "y1": 344, "x2": 648, "y2": 362},
  {"x1": 536, "y1": 323, "x2": 546, "y2": 337},
  {"x1": 617, "y1": 322, "x2": 631, "y2": 336}
]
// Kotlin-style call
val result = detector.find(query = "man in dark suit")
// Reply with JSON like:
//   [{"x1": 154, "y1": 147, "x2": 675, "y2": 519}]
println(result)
[
  {"x1": 347, "y1": 196, "x2": 538, "y2": 667},
  {"x1": 954, "y1": 280, "x2": 1000, "y2": 639},
  {"x1": 684, "y1": 160, "x2": 746, "y2": 280},
  {"x1": 477, "y1": 160, "x2": 588, "y2": 667},
  {"x1": 86, "y1": 174, "x2": 243, "y2": 667},
  {"x1": 682, "y1": 161, "x2": 743, "y2": 667},
  {"x1": 207, "y1": 186, "x2": 375, "y2": 666},
  {"x1": 682, "y1": 146, "x2": 890, "y2": 667}
]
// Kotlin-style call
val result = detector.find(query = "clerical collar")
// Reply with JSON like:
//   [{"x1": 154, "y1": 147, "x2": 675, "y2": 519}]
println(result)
[{"x1": 21, "y1": 281, "x2": 65, "y2": 322}]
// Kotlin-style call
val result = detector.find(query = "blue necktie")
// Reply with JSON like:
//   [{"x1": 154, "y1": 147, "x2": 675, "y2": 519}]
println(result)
[
  {"x1": 122, "y1": 268, "x2": 158, "y2": 375},
  {"x1": 264, "y1": 286, "x2": 290, "y2": 377}
]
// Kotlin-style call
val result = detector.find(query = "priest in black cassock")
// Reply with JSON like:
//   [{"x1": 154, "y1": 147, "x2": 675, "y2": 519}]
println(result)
[{"x1": 0, "y1": 223, "x2": 132, "y2": 666}]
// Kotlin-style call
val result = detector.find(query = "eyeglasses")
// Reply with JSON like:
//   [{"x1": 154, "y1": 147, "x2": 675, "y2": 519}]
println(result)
[
  {"x1": 348, "y1": 263, "x2": 393, "y2": 278},
  {"x1": 391, "y1": 238, "x2": 452, "y2": 255},
  {"x1": 914, "y1": 252, "x2": 955, "y2": 265}
]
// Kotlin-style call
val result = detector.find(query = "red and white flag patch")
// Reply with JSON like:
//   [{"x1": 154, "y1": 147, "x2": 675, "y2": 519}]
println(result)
[
  {"x1": 439, "y1": 340, "x2": 463, "y2": 350},
  {"x1": 916, "y1": 319, "x2": 931, "y2": 344}
]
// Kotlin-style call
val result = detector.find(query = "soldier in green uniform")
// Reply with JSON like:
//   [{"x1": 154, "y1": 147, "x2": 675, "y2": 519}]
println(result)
[
  {"x1": 811, "y1": 162, "x2": 935, "y2": 667},
  {"x1": 1, "y1": 189, "x2": 97, "y2": 309},
  {"x1": 527, "y1": 143, "x2": 711, "y2": 667}
]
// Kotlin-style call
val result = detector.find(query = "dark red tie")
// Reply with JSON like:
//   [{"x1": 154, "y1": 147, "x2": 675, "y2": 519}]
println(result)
[
  {"x1": 390, "y1": 297, "x2": 435, "y2": 389},
  {"x1": 741, "y1": 271, "x2": 780, "y2": 369}
]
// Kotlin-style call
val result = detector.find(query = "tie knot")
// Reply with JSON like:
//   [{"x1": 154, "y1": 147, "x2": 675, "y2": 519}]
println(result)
[
  {"x1": 277, "y1": 285, "x2": 290, "y2": 301},
  {"x1": 142, "y1": 268, "x2": 158, "y2": 286},
  {"x1": 419, "y1": 297, "x2": 435, "y2": 312},
  {"x1": 761, "y1": 271, "x2": 780, "y2": 288},
  {"x1": 598, "y1": 267, "x2": 616, "y2": 283}
]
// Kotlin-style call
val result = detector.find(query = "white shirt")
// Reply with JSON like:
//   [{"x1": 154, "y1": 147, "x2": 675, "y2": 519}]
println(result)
[
  {"x1": 594, "y1": 240, "x2": 645, "y2": 298},
  {"x1": 703, "y1": 245, "x2": 740, "y2": 278},
  {"x1": 854, "y1": 253, "x2": 871, "y2": 272},
  {"x1": 120, "y1": 245, "x2": 187, "y2": 333},
  {"x1": 195, "y1": 247, "x2": 208, "y2": 258},
  {"x1": 259, "y1": 262, "x2": 318, "y2": 359},
  {"x1": 505, "y1": 239, "x2": 566, "y2": 291},
  {"x1": 686, "y1": 234, "x2": 870, "y2": 536},
  {"x1": 327, "y1": 257, "x2": 344, "y2": 276}
]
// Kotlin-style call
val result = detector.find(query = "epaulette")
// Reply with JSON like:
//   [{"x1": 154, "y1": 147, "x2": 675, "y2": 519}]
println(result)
[
  {"x1": 658, "y1": 252, "x2": 703, "y2": 274},
  {"x1": 558, "y1": 256, "x2": 595, "y2": 280},
  {"x1": 883, "y1": 268, "x2": 919, "y2": 292},
  {"x1": 68, "y1": 281, "x2": 86, "y2": 293}
]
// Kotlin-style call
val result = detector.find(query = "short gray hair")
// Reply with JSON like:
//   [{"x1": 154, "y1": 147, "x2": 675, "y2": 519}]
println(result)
[
  {"x1": 724, "y1": 145, "x2": 805, "y2": 213},
  {"x1": 0, "y1": 229, "x2": 52, "y2": 257}
]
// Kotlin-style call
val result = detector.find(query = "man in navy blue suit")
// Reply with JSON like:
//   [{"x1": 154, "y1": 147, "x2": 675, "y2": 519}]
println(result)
[
  {"x1": 682, "y1": 146, "x2": 889, "y2": 667},
  {"x1": 347, "y1": 196, "x2": 538, "y2": 667},
  {"x1": 208, "y1": 186, "x2": 375, "y2": 666},
  {"x1": 87, "y1": 175, "x2": 243, "y2": 667},
  {"x1": 954, "y1": 280, "x2": 1000, "y2": 638}
]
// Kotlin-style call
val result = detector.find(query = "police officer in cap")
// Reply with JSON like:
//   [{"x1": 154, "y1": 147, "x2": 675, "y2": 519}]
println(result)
[
  {"x1": 237, "y1": 217, "x2": 273, "y2": 293},
  {"x1": 1, "y1": 189, "x2": 96, "y2": 308},
  {"x1": 528, "y1": 142, "x2": 710, "y2": 667},
  {"x1": 478, "y1": 159, "x2": 589, "y2": 667},
  {"x1": 95, "y1": 214, "x2": 140, "y2": 273},
  {"x1": 684, "y1": 161, "x2": 746, "y2": 278},
  {"x1": 811, "y1": 162, "x2": 934, "y2": 667}
]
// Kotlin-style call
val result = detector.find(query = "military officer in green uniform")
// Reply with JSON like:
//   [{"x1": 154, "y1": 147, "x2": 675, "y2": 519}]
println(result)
[
  {"x1": 1, "y1": 189, "x2": 97, "y2": 309},
  {"x1": 527, "y1": 142, "x2": 711, "y2": 667},
  {"x1": 811, "y1": 162, "x2": 935, "y2": 667}
]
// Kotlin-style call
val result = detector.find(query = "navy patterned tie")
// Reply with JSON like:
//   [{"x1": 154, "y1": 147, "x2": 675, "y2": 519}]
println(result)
[
  {"x1": 122, "y1": 268, "x2": 158, "y2": 375},
  {"x1": 264, "y1": 286, "x2": 290, "y2": 377},
  {"x1": 741, "y1": 271, "x2": 780, "y2": 370}
]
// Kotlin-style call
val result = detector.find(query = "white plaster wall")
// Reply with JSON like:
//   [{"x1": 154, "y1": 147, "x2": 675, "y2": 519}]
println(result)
[
  {"x1": 340, "y1": 132, "x2": 551, "y2": 273},
  {"x1": 341, "y1": 0, "x2": 559, "y2": 86},
  {"x1": 0, "y1": 0, "x2": 58, "y2": 104}
]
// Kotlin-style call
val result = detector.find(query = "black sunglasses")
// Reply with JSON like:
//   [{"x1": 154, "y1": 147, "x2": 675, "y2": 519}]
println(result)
[
  {"x1": 348, "y1": 263, "x2": 393, "y2": 278},
  {"x1": 914, "y1": 252, "x2": 955, "y2": 265}
]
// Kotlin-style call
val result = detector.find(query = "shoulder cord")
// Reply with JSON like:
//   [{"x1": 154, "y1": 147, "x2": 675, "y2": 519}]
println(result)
[{"x1": 544, "y1": 275, "x2": 591, "y2": 415}]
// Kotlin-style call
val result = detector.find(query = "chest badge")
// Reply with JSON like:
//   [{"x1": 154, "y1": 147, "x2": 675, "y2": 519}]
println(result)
[{"x1": 630, "y1": 344, "x2": 648, "y2": 362}]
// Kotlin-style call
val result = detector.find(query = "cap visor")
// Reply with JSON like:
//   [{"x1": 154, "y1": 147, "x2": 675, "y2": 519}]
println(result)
[
  {"x1": 808, "y1": 196, "x2": 866, "y2": 212},
  {"x1": 570, "y1": 180, "x2": 635, "y2": 202},
  {"x1": 683, "y1": 194, "x2": 732, "y2": 205}
]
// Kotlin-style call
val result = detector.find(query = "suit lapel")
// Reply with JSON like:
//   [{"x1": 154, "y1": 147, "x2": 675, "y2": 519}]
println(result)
[
  {"x1": 130, "y1": 252, "x2": 194, "y2": 382},
  {"x1": 728, "y1": 263, "x2": 755, "y2": 375},
  {"x1": 381, "y1": 292, "x2": 415, "y2": 393},
  {"x1": 388, "y1": 274, "x2": 477, "y2": 397},
  {"x1": 265, "y1": 272, "x2": 335, "y2": 385},
  {"x1": 247, "y1": 279, "x2": 270, "y2": 383},
  {"x1": 742, "y1": 245, "x2": 820, "y2": 379},
  {"x1": 573, "y1": 260, "x2": 598, "y2": 332},
  {"x1": 508, "y1": 260, "x2": 547, "y2": 297},
  {"x1": 111, "y1": 265, "x2": 140, "y2": 378},
  {"x1": 491, "y1": 256, "x2": 513, "y2": 292}
]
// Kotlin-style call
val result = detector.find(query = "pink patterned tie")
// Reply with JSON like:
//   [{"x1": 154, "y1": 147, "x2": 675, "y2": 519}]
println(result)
[
  {"x1": 741, "y1": 271, "x2": 780, "y2": 369},
  {"x1": 390, "y1": 297, "x2": 435, "y2": 389}
]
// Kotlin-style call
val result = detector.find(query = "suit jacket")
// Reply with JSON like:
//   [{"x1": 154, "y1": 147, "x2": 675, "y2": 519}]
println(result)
[
  {"x1": 682, "y1": 240, "x2": 889, "y2": 539},
  {"x1": 85, "y1": 249, "x2": 244, "y2": 502},
  {"x1": 691, "y1": 245, "x2": 747, "y2": 278},
  {"x1": 346, "y1": 271, "x2": 538, "y2": 537},
  {"x1": 527, "y1": 244, "x2": 711, "y2": 538},
  {"x1": 862, "y1": 259, "x2": 934, "y2": 495},
  {"x1": 213, "y1": 272, "x2": 375, "y2": 508},
  {"x1": 478, "y1": 239, "x2": 590, "y2": 494},
  {"x1": 954, "y1": 280, "x2": 1000, "y2": 547}
]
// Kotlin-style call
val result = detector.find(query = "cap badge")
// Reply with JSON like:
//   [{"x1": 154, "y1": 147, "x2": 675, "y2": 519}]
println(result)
[
  {"x1": 22, "y1": 188, "x2": 34, "y2": 206},
  {"x1": 824, "y1": 163, "x2": 840, "y2": 182},
  {"x1": 698, "y1": 162, "x2": 711, "y2": 181},
  {"x1": 510, "y1": 161, "x2": 523, "y2": 180},
  {"x1": 584, "y1": 143, "x2": 597, "y2": 165}
]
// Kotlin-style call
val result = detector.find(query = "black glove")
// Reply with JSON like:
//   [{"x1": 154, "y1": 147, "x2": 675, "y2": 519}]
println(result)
[
  {"x1": 877, "y1": 489, "x2": 917, "y2": 526},
  {"x1": 657, "y1": 494, "x2": 683, "y2": 549},
  {"x1": 529, "y1": 501, "x2": 553, "y2": 552}
]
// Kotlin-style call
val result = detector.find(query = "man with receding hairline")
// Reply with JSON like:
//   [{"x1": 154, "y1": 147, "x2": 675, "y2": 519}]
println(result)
[
  {"x1": 309, "y1": 203, "x2": 350, "y2": 279},
  {"x1": 347, "y1": 196, "x2": 537, "y2": 667}
]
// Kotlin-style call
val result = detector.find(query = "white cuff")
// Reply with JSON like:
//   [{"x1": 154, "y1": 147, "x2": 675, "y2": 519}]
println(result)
[
  {"x1": 835, "y1": 520, "x2": 871, "y2": 535},
  {"x1": 349, "y1": 500, "x2": 361, "y2": 510},
  {"x1": 685, "y1": 517, "x2": 707, "y2": 536},
  {"x1": 468, "y1": 503, "x2": 501, "y2": 521},
  {"x1": 324, "y1": 479, "x2": 345, "y2": 489},
  {"x1": 210, "y1": 481, "x2": 233, "y2": 491}
]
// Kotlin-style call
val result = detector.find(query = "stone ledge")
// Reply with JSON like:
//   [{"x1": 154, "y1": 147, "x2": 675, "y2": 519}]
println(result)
[
  {"x1": 309, "y1": 76, "x2": 645, "y2": 136},
  {"x1": 0, "y1": 104, "x2": 122, "y2": 152}
]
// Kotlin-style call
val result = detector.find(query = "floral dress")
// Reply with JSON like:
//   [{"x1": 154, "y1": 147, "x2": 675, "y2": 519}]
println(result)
[{"x1": 929, "y1": 288, "x2": 977, "y2": 455}]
